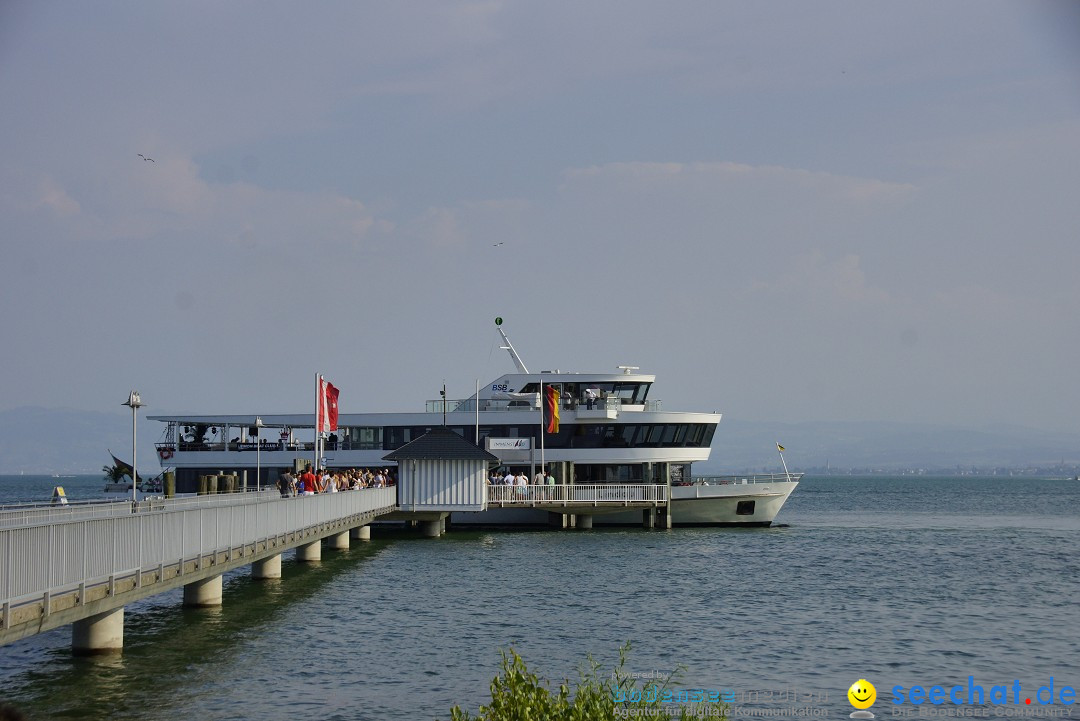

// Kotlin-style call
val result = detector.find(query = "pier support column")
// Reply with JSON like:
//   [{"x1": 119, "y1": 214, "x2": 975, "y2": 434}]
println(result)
[
  {"x1": 659, "y1": 506, "x2": 673, "y2": 529},
  {"x1": 642, "y1": 508, "x2": 656, "y2": 529},
  {"x1": 326, "y1": 531, "x2": 349, "y2": 550},
  {"x1": 72, "y1": 607, "x2": 124, "y2": 655},
  {"x1": 420, "y1": 520, "x2": 442, "y2": 538},
  {"x1": 350, "y1": 525, "x2": 371, "y2": 541},
  {"x1": 295, "y1": 540, "x2": 322, "y2": 562},
  {"x1": 548, "y1": 511, "x2": 569, "y2": 529},
  {"x1": 183, "y1": 575, "x2": 223, "y2": 607},
  {"x1": 252, "y1": 554, "x2": 282, "y2": 579},
  {"x1": 576, "y1": 514, "x2": 593, "y2": 530}
]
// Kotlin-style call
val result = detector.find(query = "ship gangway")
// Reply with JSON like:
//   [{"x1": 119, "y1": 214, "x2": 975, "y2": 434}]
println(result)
[
  {"x1": 484, "y1": 484, "x2": 670, "y2": 529},
  {"x1": 0, "y1": 487, "x2": 396, "y2": 654}
]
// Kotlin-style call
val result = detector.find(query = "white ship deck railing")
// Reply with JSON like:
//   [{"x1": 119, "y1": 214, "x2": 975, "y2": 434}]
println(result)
[
  {"x1": 424, "y1": 398, "x2": 662, "y2": 413},
  {"x1": 173, "y1": 441, "x2": 320, "y2": 452},
  {"x1": 687, "y1": 473, "x2": 803, "y2": 486},
  {"x1": 486, "y1": 484, "x2": 667, "y2": 505}
]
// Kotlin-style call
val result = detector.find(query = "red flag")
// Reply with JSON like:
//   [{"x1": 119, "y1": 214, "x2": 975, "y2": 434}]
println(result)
[
  {"x1": 317, "y1": 376, "x2": 340, "y2": 432},
  {"x1": 545, "y1": 386, "x2": 560, "y2": 433}
]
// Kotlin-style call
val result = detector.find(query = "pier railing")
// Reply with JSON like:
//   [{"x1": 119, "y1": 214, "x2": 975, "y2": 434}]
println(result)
[
  {"x1": 486, "y1": 484, "x2": 667, "y2": 505},
  {"x1": 0, "y1": 487, "x2": 397, "y2": 623},
  {"x1": 0, "y1": 490, "x2": 283, "y2": 530}
]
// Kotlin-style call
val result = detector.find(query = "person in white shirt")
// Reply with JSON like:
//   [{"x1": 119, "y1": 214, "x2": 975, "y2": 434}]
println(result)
[{"x1": 533, "y1": 469, "x2": 547, "y2": 498}]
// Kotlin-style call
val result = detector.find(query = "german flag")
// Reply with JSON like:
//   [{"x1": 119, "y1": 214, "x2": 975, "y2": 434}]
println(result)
[
  {"x1": 776, "y1": 443, "x2": 785, "y2": 452},
  {"x1": 109, "y1": 451, "x2": 144, "y2": 483},
  {"x1": 545, "y1": 386, "x2": 561, "y2": 433}
]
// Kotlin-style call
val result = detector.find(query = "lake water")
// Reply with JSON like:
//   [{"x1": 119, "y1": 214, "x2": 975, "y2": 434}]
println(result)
[{"x1": 1, "y1": 475, "x2": 1078, "y2": 719}]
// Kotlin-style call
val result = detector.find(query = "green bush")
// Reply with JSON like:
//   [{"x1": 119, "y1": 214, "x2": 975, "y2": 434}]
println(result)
[{"x1": 448, "y1": 643, "x2": 727, "y2": 721}]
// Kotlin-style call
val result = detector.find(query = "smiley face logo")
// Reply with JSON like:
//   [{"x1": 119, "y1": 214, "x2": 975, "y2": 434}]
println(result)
[{"x1": 847, "y1": 679, "x2": 877, "y2": 710}]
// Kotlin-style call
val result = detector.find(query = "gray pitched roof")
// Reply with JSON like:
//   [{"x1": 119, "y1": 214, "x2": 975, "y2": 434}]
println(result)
[{"x1": 382, "y1": 428, "x2": 499, "y2": 462}]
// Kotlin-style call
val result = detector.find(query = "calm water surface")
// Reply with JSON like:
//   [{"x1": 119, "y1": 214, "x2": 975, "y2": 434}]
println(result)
[{"x1": 1, "y1": 475, "x2": 1078, "y2": 719}]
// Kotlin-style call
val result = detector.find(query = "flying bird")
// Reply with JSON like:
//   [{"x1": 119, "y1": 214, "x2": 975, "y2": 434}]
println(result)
[
  {"x1": 492, "y1": 241, "x2": 504, "y2": 246},
  {"x1": 137, "y1": 154, "x2": 155, "y2": 162}
]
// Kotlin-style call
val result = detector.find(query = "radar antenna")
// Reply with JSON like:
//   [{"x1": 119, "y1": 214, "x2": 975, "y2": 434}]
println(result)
[{"x1": 494, "y1": 317, "x2": 529, "y2": 374}]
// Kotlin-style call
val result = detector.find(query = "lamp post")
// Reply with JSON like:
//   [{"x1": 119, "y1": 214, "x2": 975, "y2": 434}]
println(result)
[
  {"x1": 254, "y1": 416, "x2": 264, "y2": 492},
  {"x1": 122, "y1": 390, "x2": 144, "y2": 504}
]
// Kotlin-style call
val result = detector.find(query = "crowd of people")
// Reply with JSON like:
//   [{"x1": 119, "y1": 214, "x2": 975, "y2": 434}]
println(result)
[
  {"x1": 277, "y1": 466, "x2": 396, "y2": 497},
  {"x1": 276, "y1": 465, "x2": 566, "y2": 501},
  {"x1": 486, "y1": 468, "x2": 561, "y2": 501}
]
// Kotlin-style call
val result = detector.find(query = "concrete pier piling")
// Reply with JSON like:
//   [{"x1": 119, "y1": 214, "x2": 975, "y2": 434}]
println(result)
[
  {"x1": 252, "y1": 554, "x2": 282, "y2": 579},
  {"x1": 295, "y1": 540, "x2": 322, "y2": 562},
  {"x1": 71, "y1": 608, "x2": 124, "y2": 655},
  {"x1": 327, "y1": 531, "x2": 349, "y2": 550},
  {"x1": 183, "y1": 575, "x2": 223, "y2": 607}
]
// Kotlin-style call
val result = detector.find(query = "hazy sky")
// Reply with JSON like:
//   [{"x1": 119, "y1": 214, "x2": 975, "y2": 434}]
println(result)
[{"x1": 2, "y1": 1, "x2": 1079, "y2": 434}]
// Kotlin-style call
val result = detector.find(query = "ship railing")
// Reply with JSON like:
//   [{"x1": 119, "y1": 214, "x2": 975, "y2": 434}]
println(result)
[
  {"x1": 486, "y1": 484, "x2": 667, "y2": 504},
  {"x1": 424, "y1": 398, "x2": 662, "y2": 413},
  {"x1": 173, "y1": 441, "x2": 320, "y2": 453},
  {"x1": 687, "y1": 473, "x2": 803, "y2": 486}
]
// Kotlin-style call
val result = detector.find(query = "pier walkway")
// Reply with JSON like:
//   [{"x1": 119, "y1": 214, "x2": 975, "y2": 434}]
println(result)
[
  {"x1": 0, "y1": 481, "x2": 664, "y2": 653},
  {"x1": 0, "y1": 488, "x2": 396, "y2": 653}
]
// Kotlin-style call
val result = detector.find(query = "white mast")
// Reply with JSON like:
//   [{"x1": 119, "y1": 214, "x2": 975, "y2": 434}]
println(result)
[
  {"x1": 540, "y1": 377, "x2": 546, "y2": 472},
  {"x1": 777, "y1": 442, "x2": 791, "y2": 482},
  {"x1": 495, "y1": 317, "x2": 529, "y2": 373},
  {"x1": 314, "y1": 373, "x2": 320, "y2": 471}
]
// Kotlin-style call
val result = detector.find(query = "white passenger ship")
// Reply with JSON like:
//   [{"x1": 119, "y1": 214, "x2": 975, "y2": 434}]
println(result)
[{"x1": 148, "y1": 321, "x2": 800, "y2": 526}]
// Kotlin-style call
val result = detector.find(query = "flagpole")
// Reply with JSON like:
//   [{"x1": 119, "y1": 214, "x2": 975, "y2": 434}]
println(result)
[
  {"x1": 474, "y1": 378, "x2": 479, "y2": 445},
  {"x1": 777, "y1": 442, "x2": 791, "y2": 482},
  {"x1": 539, "y1": 378, "x2": 545, "y2": 473},
  {"x1": 314, "y1": 373, "x2": 320, "y2": 472}
]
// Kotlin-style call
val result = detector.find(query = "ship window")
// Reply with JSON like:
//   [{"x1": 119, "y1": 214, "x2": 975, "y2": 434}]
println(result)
[
  {"x1": 349, "y1": 427, "x2": 383, "y2": 450},
  {"x1": 736, "y1": 500, "x2": 756, "y2": 516}
]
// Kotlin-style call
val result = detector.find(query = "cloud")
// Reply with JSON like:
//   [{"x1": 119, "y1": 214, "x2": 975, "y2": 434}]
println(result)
[
  {"x1": 750, "y1": 251, "x2": 888, "y2": 305},
  {"x1": 3, "y1": 153, "x2": 385, "y2": 251},
  {"x1": 562, "y1": 161, "x2": 916, "y2": 206},
  {"x1": 36, "y1": 176, "x2": 81, "y2": 216}
]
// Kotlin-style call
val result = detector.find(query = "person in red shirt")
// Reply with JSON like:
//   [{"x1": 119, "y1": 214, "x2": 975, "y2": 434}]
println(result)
[{"x1": 298, "y1": 466, "x2": 318, "y2": 495}]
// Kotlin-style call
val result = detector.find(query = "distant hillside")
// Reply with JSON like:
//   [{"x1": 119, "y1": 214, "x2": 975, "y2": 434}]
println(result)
[
  {"x1": 0, "y1": 406, "x2": 162, "y2": 475},
  {"x1": 0, "y1": 407, "x2": 1077, "y2": 475},
  {"x1": 701, "y1": 419, "x2": 1080, "y2": 473}
]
